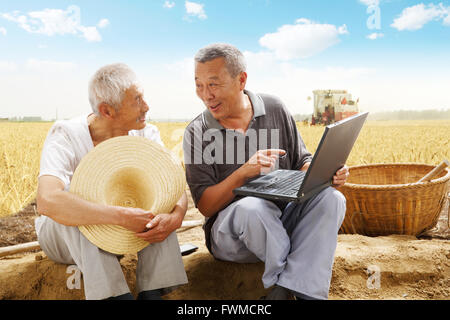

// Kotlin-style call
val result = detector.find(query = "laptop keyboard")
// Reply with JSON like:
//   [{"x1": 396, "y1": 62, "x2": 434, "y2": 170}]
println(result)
[{"x1": 256, "y1": 170, "x2": 305, "y2": 196}]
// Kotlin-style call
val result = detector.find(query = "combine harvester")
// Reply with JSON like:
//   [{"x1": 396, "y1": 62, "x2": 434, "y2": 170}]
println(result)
[{"x1": 311, "y1": 90, "x2": 360, "y2": 125}]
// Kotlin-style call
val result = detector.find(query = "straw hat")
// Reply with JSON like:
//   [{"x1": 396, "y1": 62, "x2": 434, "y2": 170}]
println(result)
[{"x1": 69, "y1": 135, "x2": 186, "y2": 254}]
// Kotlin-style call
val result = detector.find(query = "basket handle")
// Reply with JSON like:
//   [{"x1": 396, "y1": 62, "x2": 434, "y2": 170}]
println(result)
[{"x1": 417, "y1": 159, "x2": 449, "y2": 183}]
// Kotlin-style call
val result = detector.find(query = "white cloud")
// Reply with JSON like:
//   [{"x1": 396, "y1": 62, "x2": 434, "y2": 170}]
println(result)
[
  {"x1": 0, "y1": 5, "x2": 106, "y2": 42},
  {"x1": 338, "y1": 24, "x2": 349, "y2": 34},
  {"x1": 0, "y1": 11, "x2": 29, "y2": 31},
  {"x1": 359, "y1": 0, "x2": 380, "y2": 6},
  {"x1": 240, "y1": 50, "x2": 450, "y2": 115},
  {"x1": 366, "y1": 32, "x2": 384, "y2": 40},
  {"x1": 244, "y1": 51, "x2": 375, "y2": 84},
  {"x1": 26, "y1": 58, "x2": 76, "y2": 72},
  {"x1": 391, "y1": 3, "x2": 448, "y2": 31},
  {"x1": 185, "y1": 1, "x2": 207, "y2": 20},
  {"x1": 26, "y1": 6, "x2": 80, "y2": 35},
  {"x1": 78, "y1": 26, "x2": 102, "y2": 42},
  {"x1": 97, "y1": 18, "x2": 110, "y2": 29},
  {"x1": 444, "y1": 13, "x2": 450, "y2": 25},
  {"x1": 1, "y1": 54, "x2": 449, "y2": 121},
  {"x1": 237, "y1": 51, "x2": 377, "y2": 115},
  {"x1": 0, "y1": 27, "x2": 6, "y2": 35},
  {"x1": 258, "y1": 18, "x2": 349, "y2": 60},
  {"x1": 164, "y1": 1, "x2": 176, "y2": 9},
  {"x1": 243, "y1": 51, "x2": 282, "y2": 71}
]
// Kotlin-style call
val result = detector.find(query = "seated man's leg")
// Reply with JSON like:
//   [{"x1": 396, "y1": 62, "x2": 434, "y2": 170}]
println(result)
[
  {"x1": 210, "y1": 197, "x2": 290, "y2": 288},
  {"x1": 277, "y1": 187, "x2": 346, "y2": 300},
  {"x1": 136, "y1": 231, "x2": 188, "y2": 296},
  {"x1": 35, "y1": 216, "x2": 131, "y2": 300}
]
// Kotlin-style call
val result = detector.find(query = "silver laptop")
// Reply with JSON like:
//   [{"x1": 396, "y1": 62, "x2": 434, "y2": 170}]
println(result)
[{"x1": 233, "y1": 112, "x2": 369, "y2": 203}]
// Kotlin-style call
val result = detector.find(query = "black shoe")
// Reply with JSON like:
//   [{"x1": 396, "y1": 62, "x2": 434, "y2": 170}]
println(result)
[
  {"x1": 104, "y1": 292, "x2": 134, "y2": 300},
  {"x1": 294, "y1": 293, "x2": 318, "y2": 300},
  {"x1": 260, "y1": 285, "x2": 295, "y2": 300},
  {"x1": 137, "y1": 289, "x2": 163, "y2": 300}
]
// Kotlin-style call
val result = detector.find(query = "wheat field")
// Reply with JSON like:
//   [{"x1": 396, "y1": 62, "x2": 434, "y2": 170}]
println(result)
[{"x1": 0, "y1": 120, "x2": 449, "y2": 217}]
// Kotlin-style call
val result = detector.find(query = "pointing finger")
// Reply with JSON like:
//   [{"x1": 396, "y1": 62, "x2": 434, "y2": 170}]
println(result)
[{"x1": 259, "y1": 149, "x2": 286, "y2": 156}]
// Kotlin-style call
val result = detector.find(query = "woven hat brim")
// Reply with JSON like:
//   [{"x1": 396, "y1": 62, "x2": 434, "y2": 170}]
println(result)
[{"x1": 69, "y1": 136, "x2": 186, "y2": 254}]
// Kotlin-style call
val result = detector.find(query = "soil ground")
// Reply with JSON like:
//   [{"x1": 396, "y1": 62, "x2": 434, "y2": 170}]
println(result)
[{"x1": 0, "y1": 190, "x2": 449, "y2": 300}]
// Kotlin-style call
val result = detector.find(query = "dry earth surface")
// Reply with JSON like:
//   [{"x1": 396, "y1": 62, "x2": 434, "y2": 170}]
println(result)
[{"x1": 0, "y1": 190, "x2": 449, "y2": 300}]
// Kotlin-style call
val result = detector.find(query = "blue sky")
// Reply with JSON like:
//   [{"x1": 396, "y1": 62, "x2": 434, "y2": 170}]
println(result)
[{"x1": 1, "y1": 0, "x2": 449, "y2": 120}]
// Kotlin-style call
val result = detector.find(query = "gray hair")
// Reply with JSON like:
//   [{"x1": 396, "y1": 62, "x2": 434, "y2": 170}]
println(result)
[
  {"x1": 194, "y1": 43, "x2": 246, "y2": 78},
  {"x1": 88, "y1": 63, "x2": 141, "y2": 115}
]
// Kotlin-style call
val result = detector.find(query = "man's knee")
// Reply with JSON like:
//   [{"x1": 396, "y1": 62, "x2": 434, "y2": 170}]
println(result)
[
  {"x1": 234, "y1": 197, "x2": 281, "y2": 220},
  {"x1": 319, "y1": 187, "x2": 346, "y2": 223},
  {"x1": 229, "y1": 197, "x2": 281, "y2": 232}
]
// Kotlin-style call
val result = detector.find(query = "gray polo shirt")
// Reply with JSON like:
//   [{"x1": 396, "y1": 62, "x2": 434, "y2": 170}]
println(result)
[{"x1": 183, "y1": 90, "x2": 313, "y2": 252}]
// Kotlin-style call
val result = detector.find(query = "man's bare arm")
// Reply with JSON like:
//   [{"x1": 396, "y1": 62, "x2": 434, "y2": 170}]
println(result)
[
  {"x1": 36, "y1": 175, "x2": 152, "y2": 233},
  {"x1": 197, "y1": 149, "x2": 286, "y2": 217},
  {"x1": 197, "y1": 169, "x2": 247, "y2": 217}
]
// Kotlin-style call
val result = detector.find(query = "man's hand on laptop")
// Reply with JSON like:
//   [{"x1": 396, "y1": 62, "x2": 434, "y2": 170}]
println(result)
[
  {"x1": 333, "y1": 165, "x2": 349, "y2": 187},
  {"x1": 239, "y1": 149, "x2": 286, "y2": 179},
  {"x1": 300, "y1": 162, "x2": 311, "y2": 172}
]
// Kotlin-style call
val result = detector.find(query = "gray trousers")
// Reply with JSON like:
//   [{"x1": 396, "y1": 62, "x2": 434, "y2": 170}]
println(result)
[
  {"x1": 35, "y1": 216, "x2": 188, "y2": 300},
  {"x1": 210, "y1": 187, "x2": 346, "y2": 300}
]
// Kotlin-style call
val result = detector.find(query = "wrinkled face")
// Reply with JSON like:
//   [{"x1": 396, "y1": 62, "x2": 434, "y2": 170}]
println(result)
[
  {"x1": 115, "y1": 85, "x2": 149, "y2": 131},
  {"x1": 195, "y1": 57, "x2": 244, "y2": 121}
]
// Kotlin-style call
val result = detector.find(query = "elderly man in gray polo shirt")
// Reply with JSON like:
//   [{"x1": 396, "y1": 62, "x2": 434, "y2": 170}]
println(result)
[{"x1": 183, "y1": 43, "x2": 349, "y2": 300}]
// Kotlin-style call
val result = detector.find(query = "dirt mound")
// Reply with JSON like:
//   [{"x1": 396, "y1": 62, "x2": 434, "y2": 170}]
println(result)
[
  {"x1": 1, "y1": 193, "x2": 449, "y2": 300},
  {"x1": 1, "y1": 233, "x2": 449, "y2": 300},
  {"x1": 330, "y1": 235, "x2": 450, "y2": 299},
  {"x1": 0, "y1": 202, "x2": 38, "y2": 247}
]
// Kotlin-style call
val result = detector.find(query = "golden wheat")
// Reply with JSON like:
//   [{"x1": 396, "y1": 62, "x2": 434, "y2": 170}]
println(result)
[
  {"x1": 0, "y1": 120, "x2": 449, "y2": 217},
  {"x1": 0, "y1": 123, "x2": 52, "y2": 217},
  {"x1": 297, "y1": 120, "x2": 450, "y2": 166}
]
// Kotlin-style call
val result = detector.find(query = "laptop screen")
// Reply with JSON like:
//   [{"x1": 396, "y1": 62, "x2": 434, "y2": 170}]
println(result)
[{"x1": 298, "y1": 112, "x2": 369, "y2": 196}]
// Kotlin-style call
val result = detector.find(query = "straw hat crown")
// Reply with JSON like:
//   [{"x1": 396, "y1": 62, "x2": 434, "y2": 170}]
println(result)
[{"x1": 69, "y1": 135, "x2": 186, "y2": 254}]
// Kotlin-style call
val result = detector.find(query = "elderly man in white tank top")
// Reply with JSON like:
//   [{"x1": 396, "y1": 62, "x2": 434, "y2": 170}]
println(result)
[{"x1": 35, "y1": 63, "x2": 188, "y2": 300}]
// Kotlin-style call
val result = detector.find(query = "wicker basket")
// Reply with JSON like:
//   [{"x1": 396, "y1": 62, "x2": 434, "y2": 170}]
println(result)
[{"x1": 339, "y1": 163, "x2": 450, "y2": 236}]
